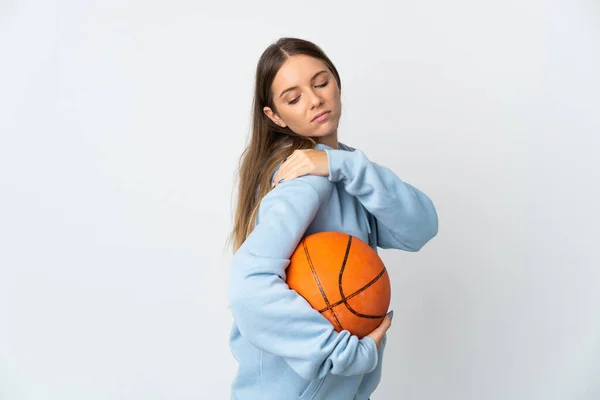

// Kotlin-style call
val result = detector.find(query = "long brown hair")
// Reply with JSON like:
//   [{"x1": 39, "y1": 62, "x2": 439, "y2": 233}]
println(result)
[{"x1": 228, "y1": 37, "x2": 342, "y2": 253}]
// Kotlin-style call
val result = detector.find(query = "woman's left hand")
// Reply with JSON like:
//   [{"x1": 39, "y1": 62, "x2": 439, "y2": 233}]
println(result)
[{"x1": 271, "y1": 149, "x2": 329, "y2": 188}]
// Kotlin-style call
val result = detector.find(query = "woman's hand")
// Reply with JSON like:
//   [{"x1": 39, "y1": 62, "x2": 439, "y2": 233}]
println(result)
[
  {"x1": 271, "y1": 149, "x2": 329, "y2": 188},
  {"x1": 366, "y1": 310, "x2": 393, "y2": 349}
]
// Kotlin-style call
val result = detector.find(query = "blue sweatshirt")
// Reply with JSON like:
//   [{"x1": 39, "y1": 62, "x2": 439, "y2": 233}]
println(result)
[{"x1": 228, "y1": 142, "x2": 438, "y2": 400}]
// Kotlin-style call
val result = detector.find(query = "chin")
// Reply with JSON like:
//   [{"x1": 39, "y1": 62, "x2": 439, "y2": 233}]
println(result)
[{"x1": 313, "y1": 121, "x2": 339, "y2": 135}]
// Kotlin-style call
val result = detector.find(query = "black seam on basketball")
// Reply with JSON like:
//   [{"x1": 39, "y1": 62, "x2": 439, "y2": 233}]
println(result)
[
  {"x1": 318, "y1": 267, "x2": 386, "y2": 313},
  {"x1": 303, "y1": 239, "x2": 343, "y2": 331},
  {"x1": 333, "y1": 235, "x2": 388, "y2": 319}
]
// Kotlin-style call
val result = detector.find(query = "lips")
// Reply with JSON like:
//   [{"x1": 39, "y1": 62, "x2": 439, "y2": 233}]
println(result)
[{"x1": 312, "y1": 111, "x2": 330, "y2": 122}]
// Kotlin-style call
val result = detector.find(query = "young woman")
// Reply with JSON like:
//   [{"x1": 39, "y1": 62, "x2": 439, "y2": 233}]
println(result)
[{"x1": 228, "y1": 37, "x2": 438, "y2": 400}]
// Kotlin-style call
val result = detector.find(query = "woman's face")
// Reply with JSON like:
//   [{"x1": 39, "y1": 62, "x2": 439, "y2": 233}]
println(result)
[{"x1": 264, "y1": 54, "x2": 341, "y2": 140}]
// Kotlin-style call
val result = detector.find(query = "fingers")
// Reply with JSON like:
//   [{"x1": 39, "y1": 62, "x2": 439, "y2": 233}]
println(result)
[
  {"x1": 366, "y1": 310, "x2": 393, "y2": 349},
  {"x1": 368, "y1": 311, "x2": 393, "y2": 336},
  {"x1": 272, "y1": 154, "x2": 292, "y2": 187},
  {"x1": 374, "y1": 311, "x2": 394, "y2": 334},
  {"x1": 270, "y1": 149, "x2": 326, "y2": 187},
  {"x1": 380, "y1": 312, "x2": 393, "y2": 332},
  {"x1": 272, "y1": 153, "x2": 306, "y2": 187}
]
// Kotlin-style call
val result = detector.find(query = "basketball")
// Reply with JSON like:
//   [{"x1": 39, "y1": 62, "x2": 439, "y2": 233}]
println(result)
[{"x1": 286, "y1": 231, "x2": 391, "y2": 339}]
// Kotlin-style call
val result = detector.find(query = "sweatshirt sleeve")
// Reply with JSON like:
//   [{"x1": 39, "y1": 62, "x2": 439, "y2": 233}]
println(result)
[
  {"x1": 323, "y1": 147, "x2": 438, "y2": 251},
  {"x1": 228, "y1": 174, "x2": 379, "y2": 381}
]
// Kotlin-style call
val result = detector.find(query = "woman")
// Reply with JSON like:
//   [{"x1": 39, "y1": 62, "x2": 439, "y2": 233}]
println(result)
[{"x1": 228, "y1": 37, "x2": 438, "y2": 400}]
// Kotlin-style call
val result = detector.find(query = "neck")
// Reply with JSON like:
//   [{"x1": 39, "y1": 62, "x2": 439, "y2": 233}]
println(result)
[{"x1": 317, "y1": 130, "x2": 339, "y2": 149}]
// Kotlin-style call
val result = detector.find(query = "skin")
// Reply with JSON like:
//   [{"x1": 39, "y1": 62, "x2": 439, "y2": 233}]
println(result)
[
  {"x1": 263, "y1": 54, "x2": 339, "y2": 188},
  {"x1": 263, "y1": 54, "x2": 394, "y2": 348}
]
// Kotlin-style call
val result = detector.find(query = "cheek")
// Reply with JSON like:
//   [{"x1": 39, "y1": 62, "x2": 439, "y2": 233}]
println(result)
[
  {"x1": 330, "y1": 91, "x2": 342, "y2": 115},
  {"x1": 285, "y1": 110, "x2": 305, "y2": 128},
  {"x1": 329, "y1": 87, "x2": 341, "y2": 105}
]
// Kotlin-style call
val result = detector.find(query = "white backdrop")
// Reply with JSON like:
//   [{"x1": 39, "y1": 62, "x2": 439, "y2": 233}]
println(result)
[{"x1": 1, "y1": 1, "x2": 599, "y2": 399}]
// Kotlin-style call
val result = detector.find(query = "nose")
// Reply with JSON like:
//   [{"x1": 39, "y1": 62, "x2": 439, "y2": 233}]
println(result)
[{"x1": 309, "y1": 89, "x2": 324, "y2": 108}]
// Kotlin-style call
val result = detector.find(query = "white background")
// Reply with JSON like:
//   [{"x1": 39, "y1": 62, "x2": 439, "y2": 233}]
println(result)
[{"x1": 1, "y1": 0, "x2": 599, "y2": 399}]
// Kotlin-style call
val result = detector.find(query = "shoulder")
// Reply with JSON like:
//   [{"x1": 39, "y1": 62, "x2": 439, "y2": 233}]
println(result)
[
  {"x1": 265, "y1": 174, "x2": 332, "y2": 205},
  {"x1": 268, "y1": 157, "x2": 333, "y2": 200},
  {"x1": 256, "y1": 175, "x2": 332, "y2": 225}
]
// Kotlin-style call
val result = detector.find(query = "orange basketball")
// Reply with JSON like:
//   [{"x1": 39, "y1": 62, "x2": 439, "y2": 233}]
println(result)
[{"x1": 286, "y1": 231, "x2": 391, "y2": 339}]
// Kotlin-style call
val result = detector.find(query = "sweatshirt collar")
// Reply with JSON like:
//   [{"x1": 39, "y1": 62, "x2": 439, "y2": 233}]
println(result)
[{"x1": 315, "y1": 142, "x2": 347, "y2": 151}]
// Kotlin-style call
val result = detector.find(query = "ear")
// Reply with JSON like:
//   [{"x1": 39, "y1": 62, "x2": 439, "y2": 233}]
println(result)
[{"x1": 263, "y1": 106, "x2": 286, "y2": 128}]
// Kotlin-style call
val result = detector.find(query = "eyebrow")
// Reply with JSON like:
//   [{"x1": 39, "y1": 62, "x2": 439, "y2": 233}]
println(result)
[{"x1": 279, "y1": 70, "x2": 329, "y2": 99}]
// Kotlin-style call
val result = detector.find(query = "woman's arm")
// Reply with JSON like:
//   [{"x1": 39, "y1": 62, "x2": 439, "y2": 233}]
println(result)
[
  {"x1": 323, "y1": 147, "x2": 438, "y2": 251},
  {"x1": 228, "y1": 174, "x2": 379, "y2": 380}
]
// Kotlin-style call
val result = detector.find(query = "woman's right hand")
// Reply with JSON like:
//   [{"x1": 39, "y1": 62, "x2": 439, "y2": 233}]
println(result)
[{"x1": 366, "y1": 310, "x2": 393, "y2": 349}]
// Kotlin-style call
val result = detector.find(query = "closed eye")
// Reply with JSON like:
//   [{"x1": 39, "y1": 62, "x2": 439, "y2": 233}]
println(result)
[{"x1": 288, "y1": 81, "x2": 329, "y2": 105}]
